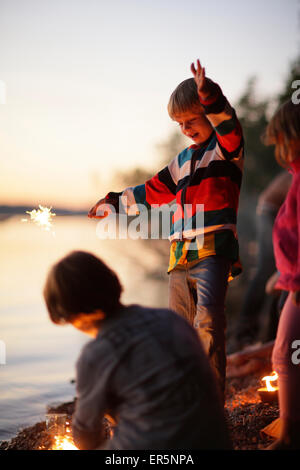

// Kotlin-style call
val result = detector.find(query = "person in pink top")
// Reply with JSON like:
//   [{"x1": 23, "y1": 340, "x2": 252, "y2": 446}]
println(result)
[{"x1": 264, "y1": 98, "x2": 300, "y2": 449}]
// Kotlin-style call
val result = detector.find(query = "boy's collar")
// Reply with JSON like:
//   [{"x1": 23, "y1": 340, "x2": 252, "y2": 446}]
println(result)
[{"x1": 95, "y1": 304, "x2": 128, "y2": 337}]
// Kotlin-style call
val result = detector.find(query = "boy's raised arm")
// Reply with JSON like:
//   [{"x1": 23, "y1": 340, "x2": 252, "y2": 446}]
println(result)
[{"x1": 191, "y1": 59, "x2": 243, "y2": 161}]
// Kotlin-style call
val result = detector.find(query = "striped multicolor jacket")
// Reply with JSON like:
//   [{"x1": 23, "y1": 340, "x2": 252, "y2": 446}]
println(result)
[{"x1": 105, "y1": 79, "x2": 244, "y2": 274}]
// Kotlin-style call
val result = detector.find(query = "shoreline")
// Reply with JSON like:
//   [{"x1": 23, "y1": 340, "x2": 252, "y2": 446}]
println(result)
[{"x1": 0, "y1": 374, "x2": 279, "y2": 451}]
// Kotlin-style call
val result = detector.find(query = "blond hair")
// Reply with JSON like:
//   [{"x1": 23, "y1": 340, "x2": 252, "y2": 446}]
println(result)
[
  {"x1": 264, "y1": 100, "x2": 300, "y2": 168},
  {"x1": 168, "y1": 78, "x2": 203, "y2": 119}
]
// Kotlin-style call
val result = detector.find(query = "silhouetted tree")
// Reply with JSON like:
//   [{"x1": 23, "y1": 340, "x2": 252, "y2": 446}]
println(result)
[
  {"x1": 235, "y1": 77, "x2": 279, "y2": 194},
  {"x1": 236, "y1": 56, "x2": 300, "y2": 195},
  {"x1": 276, "y1": 56, "x2": 300, "y2": 105}
]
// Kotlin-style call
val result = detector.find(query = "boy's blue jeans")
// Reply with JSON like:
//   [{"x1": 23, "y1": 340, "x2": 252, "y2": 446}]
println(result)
[{"x1": 168, "y1": 255, "x2": 230, "y2": 399}]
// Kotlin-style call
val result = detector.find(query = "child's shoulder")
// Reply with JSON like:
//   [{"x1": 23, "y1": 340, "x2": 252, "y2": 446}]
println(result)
[{"x1": 76, "y1": 333, "x2": 114, "y2": 370}]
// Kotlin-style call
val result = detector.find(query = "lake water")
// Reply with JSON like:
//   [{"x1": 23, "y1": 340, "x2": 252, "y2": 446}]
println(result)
[{"x1": 0, "y1": 215, "x2": 169, "y2": 442}]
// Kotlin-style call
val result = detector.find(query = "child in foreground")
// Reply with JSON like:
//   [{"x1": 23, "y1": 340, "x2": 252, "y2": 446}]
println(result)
[
  {"x1": 264, "y1": 99, "x2": 300, "y2": 449},
  {"x1": 89, "y1": 59, "x2": 244, "y2": 399},
  {"x1": 43, "y1": 250, "x2": 231, "y2": 450}
]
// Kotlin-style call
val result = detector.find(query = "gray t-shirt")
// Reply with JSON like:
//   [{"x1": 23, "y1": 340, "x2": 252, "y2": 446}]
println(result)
[{"x1": 72, "y1": 304, "x2": 230, "y2": 450}]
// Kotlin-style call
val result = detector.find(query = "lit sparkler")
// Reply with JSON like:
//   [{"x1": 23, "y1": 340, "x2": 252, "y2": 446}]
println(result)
[{"x1": 22, "y1": 205, "x2": 56, "y2": 232}]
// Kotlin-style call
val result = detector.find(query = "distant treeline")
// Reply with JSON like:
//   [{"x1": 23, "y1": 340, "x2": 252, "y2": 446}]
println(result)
[{"x1": 0, "y1": 205, "x2": 87, "y2": 216}]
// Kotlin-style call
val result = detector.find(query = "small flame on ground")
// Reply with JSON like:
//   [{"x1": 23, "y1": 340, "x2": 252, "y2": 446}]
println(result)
[
  {"x1": 22, "y1": 205, "x2": 56, "y2": 232},
  {"x1": 52, "y1": 435, "x2": 78, "y2": 450},
  {"x1": 52, "y1": 426, "x2": 78, "y2": 450},
  {"x1": 261, "y1": 371, "x2": 278, "y2": 391}
]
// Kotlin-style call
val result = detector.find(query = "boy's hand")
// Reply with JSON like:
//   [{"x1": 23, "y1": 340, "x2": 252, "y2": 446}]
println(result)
[
  {"x1": 191, "y1": 59, "x2": 210, "y2": 100},
  {"x1": 88, "y1": 198, "x2": 111, "y2": 219}
]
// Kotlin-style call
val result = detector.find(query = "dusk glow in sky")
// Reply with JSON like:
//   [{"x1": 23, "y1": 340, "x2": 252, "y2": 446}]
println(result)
[{"x1": 0, "y1": 0, "x2": 299, "y2": 209}]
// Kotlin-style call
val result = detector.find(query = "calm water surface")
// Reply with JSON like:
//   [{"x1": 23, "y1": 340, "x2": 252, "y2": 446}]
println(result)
[{"x1": 0, "y1": 216, "x2": 168, "y2": 441}]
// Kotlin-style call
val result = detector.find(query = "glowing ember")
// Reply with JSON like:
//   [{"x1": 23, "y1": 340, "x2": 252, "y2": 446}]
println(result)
[
  {"x1": 261, "y1": 371, "x2": 278, "y2": 392},
  {"x1": 22, "y1": 205, "x2": 56, "y2": 231},
  {"x1": 226, "y1": 390, "x2": 260, "y2": 411}
]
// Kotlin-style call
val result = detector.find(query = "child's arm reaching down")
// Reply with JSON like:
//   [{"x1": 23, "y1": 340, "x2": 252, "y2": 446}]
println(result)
[
  {"x1": 88, "y1": 157, "x2": 179, "y2": 218},
  {"x1": 191, "y1": 59, "x2": 244, "y2": 162}
]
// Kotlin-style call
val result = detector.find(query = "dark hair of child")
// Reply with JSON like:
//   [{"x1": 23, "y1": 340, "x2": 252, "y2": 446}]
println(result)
[{"x1": 43, "y1": 251, "x2": 123, "y2": 324}]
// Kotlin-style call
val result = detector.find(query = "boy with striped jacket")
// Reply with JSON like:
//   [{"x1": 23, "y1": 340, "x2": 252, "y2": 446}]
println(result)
[{"x1": 89, "y1": 59, "x2": 244, "y2": 400}]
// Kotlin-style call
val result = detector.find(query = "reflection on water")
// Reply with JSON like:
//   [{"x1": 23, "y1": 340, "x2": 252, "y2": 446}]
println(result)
[{"x1": 0, "y1": 216, "x2": 169, "y2": 441}]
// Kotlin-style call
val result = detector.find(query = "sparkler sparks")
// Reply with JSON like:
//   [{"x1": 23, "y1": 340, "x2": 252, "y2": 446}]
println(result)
[{"x1": 22, "y1": 205, "x2": 56, "y2": 232}]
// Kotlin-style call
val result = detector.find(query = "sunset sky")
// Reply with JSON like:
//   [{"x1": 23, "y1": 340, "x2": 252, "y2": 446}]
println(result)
[{"x1": 0, "y1": 0, "x2": 299, "y2": 210}]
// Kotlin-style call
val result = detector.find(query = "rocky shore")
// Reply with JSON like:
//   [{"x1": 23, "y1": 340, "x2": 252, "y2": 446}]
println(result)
[{"x1": 0, "y1": 373, "x2": 278, "y2": 451}]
